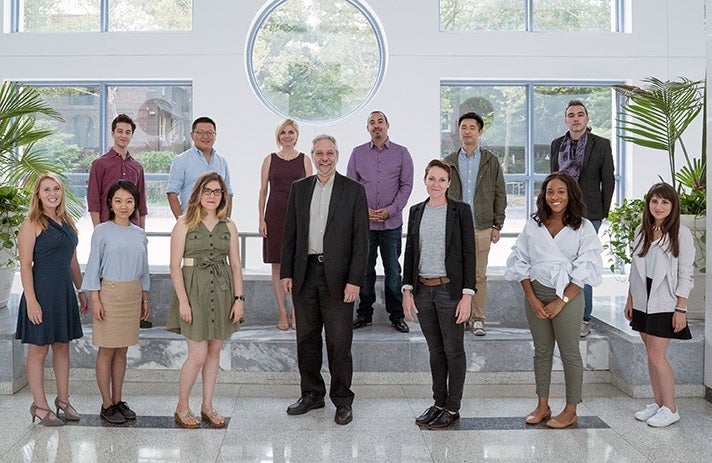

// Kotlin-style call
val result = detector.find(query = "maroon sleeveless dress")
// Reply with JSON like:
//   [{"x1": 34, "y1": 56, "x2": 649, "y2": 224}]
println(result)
[{"x1": 263, "y1": 152, "x2": 307, "y2": 263}]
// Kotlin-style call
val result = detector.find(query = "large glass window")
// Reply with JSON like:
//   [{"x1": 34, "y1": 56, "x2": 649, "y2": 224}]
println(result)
[
  {"x1": 440, "y1": 0, "x2": 622, "y2": 32},
  {"x1": 247, "y1": 0, "x2": 386, "y2": 122},
  {"x1": 15, "y1": 0, "x2": 192, "y2": 32},
  {"x1": 440, "y1": 81, "x2": 622, "y2": 235}
]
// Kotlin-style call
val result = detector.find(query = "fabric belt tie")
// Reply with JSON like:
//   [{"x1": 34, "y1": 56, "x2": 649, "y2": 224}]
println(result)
[
  {"x1": 183, "y1": 257, "x2": 229, "y2": 290},
  {"x1": 308, "y1": 254, "x2": 325, "y2": 263},
  {"x1": 418, "y1": 276, "x2": 450, "y2": 287}
]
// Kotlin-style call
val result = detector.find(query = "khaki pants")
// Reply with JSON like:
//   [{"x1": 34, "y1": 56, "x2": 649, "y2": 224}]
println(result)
[{"x1": 470, "y1": 228, "x2": 492, "y2": 322}]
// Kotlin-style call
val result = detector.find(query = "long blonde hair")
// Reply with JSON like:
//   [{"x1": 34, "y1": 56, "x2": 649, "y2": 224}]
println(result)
[
  {"x1": 28, "y1": 174, "x2": 76, "y2": 231},
  {"x1": 183, "y1": 172, "x2": 228, "y2": 229}
]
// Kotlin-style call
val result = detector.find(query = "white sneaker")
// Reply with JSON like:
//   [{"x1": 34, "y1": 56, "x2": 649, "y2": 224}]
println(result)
[
  {"x1": 634, "y1": 403, "x2": 660, "y2": 421},
  {"x1": 646, "y1": 405, "x2": 680, "y2": 427},
  {"x1": 472, "y1": 320, "x2": 486, "y2": 336},
  {"x1": 580, "y1": 322, "x2": 591, "y2": 337}
]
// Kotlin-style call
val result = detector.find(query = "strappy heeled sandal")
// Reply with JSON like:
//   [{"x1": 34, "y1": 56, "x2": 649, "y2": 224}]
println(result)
[
  {"x1": 30, "y1": 403, "x2": 64, "y2": 426},
  {"x1": 55, "y1": 397, "x2": 80, "y2": 421}
]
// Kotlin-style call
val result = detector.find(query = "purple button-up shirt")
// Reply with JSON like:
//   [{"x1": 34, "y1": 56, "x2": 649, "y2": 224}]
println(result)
[
  {"x1": 346, "y1": 138, "x2": 414, "y2": 231},
  {"x1": 87, "y1": 148, "x2": 148, "y2": 225}
]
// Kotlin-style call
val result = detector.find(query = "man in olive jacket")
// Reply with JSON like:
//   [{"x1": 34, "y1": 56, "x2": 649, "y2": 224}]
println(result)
[{"x1": 443, "y1": 112, "x2": 507, "y2": 336}]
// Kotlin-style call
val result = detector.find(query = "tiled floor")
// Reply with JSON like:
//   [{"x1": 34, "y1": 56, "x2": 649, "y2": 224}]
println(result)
[{"x1": 2, "y1": 377, "x2": 712, "y2": 463}]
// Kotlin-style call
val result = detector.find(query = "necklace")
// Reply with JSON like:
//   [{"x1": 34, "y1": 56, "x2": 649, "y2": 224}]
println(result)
[{"x1": 652, "y1": 225, "x2": 661, "y2": 232}]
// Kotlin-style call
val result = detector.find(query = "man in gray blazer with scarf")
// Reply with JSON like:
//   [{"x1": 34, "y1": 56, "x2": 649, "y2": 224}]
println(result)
[
  {"x1": 281, "y1": 134, "x2": 369, "y2": 426},
  {"x1": 550, "y1": 99, "x2": 615, "y2": 337}
]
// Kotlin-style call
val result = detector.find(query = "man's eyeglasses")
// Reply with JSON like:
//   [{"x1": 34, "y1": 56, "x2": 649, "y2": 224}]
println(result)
[
  {"x1": 201, "y1": 188, "x2": 223, "y2": 197},
  {"x1": 193, "y1": 130, "x2": 216, "y2": 137}
]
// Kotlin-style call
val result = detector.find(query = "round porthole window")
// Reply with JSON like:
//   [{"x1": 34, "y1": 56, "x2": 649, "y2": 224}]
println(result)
[{"x1": 246, "y1": 0, "x2": 386, "y2": 123}]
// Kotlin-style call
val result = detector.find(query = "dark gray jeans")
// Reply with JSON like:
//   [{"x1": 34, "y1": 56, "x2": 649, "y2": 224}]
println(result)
[{"x1": 415, "y1": 283, "x2": 466, "y2": 412}]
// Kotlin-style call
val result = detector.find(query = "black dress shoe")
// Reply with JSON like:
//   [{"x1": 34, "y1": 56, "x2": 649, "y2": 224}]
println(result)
[
  {"x1": 391, "y1": 318, "x2": 410, "y2": 333},
  {"x1": 352, "y1": 316, "x2": 372, "y2": 329},
  {"x1": 100, "y1": 405, "x2": 126, "y2": 424},
  {"x1": 415, "y1": 406, "x2": 442, "y2": 426},
  {"x1": 427, "y1": 410, "x2": 460, "y2": 430},
  {"x1": 286, "y1": 395, "x2": 325, "y2": 415},
  {"x1": 334, "y1": 405, "x2": 353, "y2": 425}
]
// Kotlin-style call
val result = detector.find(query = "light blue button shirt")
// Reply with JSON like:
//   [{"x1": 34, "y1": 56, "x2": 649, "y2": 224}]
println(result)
[
  {"x1": 457, "y1": 146, "x2": 481, "y2": 220},
  {"x1": 166, "y1": 146, "x2": 233, "y2": 212}
]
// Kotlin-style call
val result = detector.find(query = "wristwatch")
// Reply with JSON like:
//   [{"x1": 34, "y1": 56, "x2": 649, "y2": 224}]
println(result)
[
  {"x1": 561, "y1": 295, "x2": 569, "y2": 304},
  {"x1": 234, "y1": 295, "x2": 245, "y2": 302}
]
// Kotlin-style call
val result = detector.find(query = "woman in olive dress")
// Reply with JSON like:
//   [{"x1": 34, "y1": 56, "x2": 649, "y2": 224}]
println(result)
[{"x1": 168, "y1": 171, "x2": 244, "y2": 428}]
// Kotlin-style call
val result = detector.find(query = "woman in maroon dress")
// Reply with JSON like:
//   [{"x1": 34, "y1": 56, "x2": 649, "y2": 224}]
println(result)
[{"x1": 258, "y1": 119, "x2": 312, "y2": 329}]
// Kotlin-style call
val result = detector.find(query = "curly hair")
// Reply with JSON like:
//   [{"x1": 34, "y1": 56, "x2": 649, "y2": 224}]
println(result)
[{"x1": 533, "y1": 171, "x2": 586, "y2": 230}]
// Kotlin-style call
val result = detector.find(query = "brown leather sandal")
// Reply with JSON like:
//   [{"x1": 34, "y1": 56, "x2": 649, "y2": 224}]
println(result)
[
  {"x1": 174, "y1": 409, "x2": 200, "y2": 429},
  {"x1": 200, "y1": 409, "x2": 226, "y2": 428}
]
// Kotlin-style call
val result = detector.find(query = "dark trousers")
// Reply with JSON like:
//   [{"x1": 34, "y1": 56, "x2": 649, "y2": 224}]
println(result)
[
  {"x1": 414, "y1": 283, "x2": 466, "y2": 412},
  {"x1": 293, "y1": 259, "x2": 354, "y2": 407},
  {"x1": 357, "y1": 227, "x2": 404, "y2": 321}
]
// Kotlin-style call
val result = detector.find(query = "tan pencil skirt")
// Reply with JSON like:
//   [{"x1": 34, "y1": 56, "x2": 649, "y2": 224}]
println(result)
[{"x1": 92, "y1": 280, "x2": 141, "y2": 348}]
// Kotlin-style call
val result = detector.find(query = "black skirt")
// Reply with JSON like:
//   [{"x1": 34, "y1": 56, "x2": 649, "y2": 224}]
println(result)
[{"x1": 630, "y1": 309, "x2": 692, "y2": 340}]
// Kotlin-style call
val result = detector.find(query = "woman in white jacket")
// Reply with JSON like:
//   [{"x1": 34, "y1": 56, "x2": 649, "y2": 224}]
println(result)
[{"x1": 625, "y1": 182, "x2": 694, "y2": 428}]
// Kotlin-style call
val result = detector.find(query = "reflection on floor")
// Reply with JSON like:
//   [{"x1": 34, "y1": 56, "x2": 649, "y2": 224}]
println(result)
[{"x1": 2, "y1": 377, "x2": 712, "y2": 463}]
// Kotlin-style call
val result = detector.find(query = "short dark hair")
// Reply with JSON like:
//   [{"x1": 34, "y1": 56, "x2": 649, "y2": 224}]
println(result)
[
  {"x1": 566, "y1": 100, "x2": 588, "y2": 116},
  {"x1": 112, "y1": 114, "x2": 136, "y2": 133},
  {"x1": 533, "y1": 171, "x2": 586, "y2": 230},
  {"x1": 424, "y1": 159, "x2": 451, "y2": 181},
  {"x1": 107, "y1": 180, "x2": 141, "y2": 222},
  {"x1": 192, "y1": 116, "x2": 216, "y2": 132},
  {"x1": 458, "y1": 112, "x2": 484, "y2": 130},
  {"x1": 368, "y1": 110, "x2": 389, "y2": 124}
]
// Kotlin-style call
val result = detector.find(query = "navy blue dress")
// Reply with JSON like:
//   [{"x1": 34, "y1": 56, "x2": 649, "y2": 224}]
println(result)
[{"x1": 15, "y1": 218, "x2": 84, "y2": 345}]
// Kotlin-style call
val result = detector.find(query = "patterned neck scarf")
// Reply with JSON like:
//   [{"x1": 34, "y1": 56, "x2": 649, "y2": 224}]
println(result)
[{"x1": 558, "y1": 128, "x2": 590, "y2": 179}]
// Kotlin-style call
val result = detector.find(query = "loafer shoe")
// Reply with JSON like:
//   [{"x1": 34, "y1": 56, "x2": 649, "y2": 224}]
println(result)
[
  {"x1": 100, "y1": 405, "x2": 126, "y2": 424},
  {"x1": 114, "y1": 401, "x2": 136, "y2": 420},
  {"x1": 391, "y1": 318, "x2": 410, "y2": 333},
  {"x1": 634, "y1": 403, "x2": 660, "y2": 421},
  {"x1": 546, "y1": 414, "x2": 578, "y2": 429},
  {"x1": 472, "y1": 320, "x2": 486, "y2": 336},
  {"x1": 647, "y1": 406, "x2": 680, "y2": 427},
  {"x1": 352, "y1": 316, "x2": 372, "y2": 329},
  {"x1": 286, "y1": 395, "x2": 325, "y2": 415},
  {"x1": 525, "y1": 406, "x2": 551, "y2": 425},
  {"x1": 334, "y1": 405, "x2": 353, "y2": 425},
  {"x1": 427, "y1": 410, "x2": 460, "y2": 430},
  {"x1": 580, "y1": 321, "x2": 591, "y2": 337},
  {"x1": 415, "y1": 406, "x2": 442, "y2": 426}
]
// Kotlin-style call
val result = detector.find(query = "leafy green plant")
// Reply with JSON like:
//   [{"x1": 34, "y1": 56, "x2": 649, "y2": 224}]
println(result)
[
  {"x1": 0, "y1": 186, "x2": 29, "y2": 268},
  {"x1": 613, "y1": 77, "x2": 706, "y2": 215},
  {"x1": 602, "y1": 198, "x2": 645, "y2": 272}
]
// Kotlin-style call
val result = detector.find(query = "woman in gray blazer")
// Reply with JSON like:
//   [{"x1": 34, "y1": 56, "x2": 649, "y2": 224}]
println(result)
[{"x1": 625, "y1": 182, "x2": 694, "y2": 428}]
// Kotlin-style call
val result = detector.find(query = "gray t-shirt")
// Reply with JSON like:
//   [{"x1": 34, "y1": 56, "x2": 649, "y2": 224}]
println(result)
[{"x1": 418, "y1": 203, "x2": 447, "y2": 277}]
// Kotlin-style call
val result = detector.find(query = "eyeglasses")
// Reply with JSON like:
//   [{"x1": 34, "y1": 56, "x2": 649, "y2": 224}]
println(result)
[
  {"x1": 193, "y1": 130, "x2": 216, "y2": 137},
  {"x1": 201, "y1": 188, "x2": 223, "y2": 197}
]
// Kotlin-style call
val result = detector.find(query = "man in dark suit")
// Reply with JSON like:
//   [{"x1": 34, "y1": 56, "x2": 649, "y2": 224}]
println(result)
[
  {"x1": 550, "y1": 99, "x2": 615, "y2": 338},
  {"x1": 281, "y1": 134, "x2": 369, "y2": 426}
]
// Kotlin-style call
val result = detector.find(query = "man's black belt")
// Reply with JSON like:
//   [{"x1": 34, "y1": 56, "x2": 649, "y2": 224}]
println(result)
[{"x1": 308, "y1": 254, "x2": 325, "y2": 263}]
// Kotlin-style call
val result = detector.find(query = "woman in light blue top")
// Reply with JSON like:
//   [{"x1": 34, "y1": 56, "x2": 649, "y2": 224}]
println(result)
[
  {"x1": 83, "y1": 180, "x2": 150, "y2": 425},
  {"x1": 506, "y1": 172, "x2": 602, "y2": 429}
]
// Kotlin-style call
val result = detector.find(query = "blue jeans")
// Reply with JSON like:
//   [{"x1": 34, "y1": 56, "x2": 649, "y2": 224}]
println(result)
[
  {"x1": 583, "y1": 220, "x2": 602, "y2": 322},
  {"x1": 357, "y1": 227, "x2": 404, "y2": 322}
]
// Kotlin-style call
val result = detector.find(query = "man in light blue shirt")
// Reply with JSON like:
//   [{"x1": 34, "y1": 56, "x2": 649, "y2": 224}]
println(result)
[{"x1": 167, "y1": 116, "x2": 233, "y2": 218}]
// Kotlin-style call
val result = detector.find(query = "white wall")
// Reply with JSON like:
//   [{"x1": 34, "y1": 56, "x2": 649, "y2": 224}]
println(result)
[{"x1": 0, "y1": 0, "x2": 706, "y2": 228}]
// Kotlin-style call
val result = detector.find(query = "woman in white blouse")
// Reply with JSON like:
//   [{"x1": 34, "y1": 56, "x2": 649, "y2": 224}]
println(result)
[
  {"x1": 625, "y1": 182, "x2": 693, "y2": 428},
  {"x1": 506, "y1": 172, "x2": 602, "y2": 429}
]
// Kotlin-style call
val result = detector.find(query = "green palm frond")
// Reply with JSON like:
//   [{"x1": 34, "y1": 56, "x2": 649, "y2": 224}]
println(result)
[{"x1": 614, "y1": 77, "x2": 704, "y2": 191}]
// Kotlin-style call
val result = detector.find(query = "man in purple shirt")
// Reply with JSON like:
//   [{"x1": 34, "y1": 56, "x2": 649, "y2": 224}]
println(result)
[
  {"x1": 347, "y1": 111, "x2": 414, "y2": 333},
  {"x1": 87, "y1": 114, "x2": 148, "y2": 228}
]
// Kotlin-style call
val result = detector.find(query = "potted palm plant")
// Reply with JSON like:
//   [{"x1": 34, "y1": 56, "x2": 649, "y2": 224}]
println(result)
[
  {"x1": 608, "y1": 76, "x2": 706, "y2": 318},
  {"x1": 0, "y1": 81, "x2": 73, "y2": 308}
]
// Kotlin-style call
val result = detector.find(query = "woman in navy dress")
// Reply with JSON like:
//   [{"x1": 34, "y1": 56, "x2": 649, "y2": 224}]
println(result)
[{"x1": 16, "y1": 174, "x2": 88, "y2": 426}]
